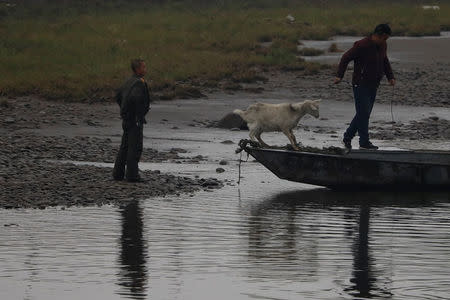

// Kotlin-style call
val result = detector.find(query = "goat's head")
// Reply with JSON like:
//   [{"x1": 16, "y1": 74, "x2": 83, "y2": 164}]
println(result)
[{"x1": 291, "y1": 100, "x2": 321, "y2": 118}]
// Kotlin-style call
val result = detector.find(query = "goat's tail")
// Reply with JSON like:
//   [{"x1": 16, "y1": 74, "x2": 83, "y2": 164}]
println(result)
[{"x1": 233, "y1": 109, "x2": 245, "y2": 117}]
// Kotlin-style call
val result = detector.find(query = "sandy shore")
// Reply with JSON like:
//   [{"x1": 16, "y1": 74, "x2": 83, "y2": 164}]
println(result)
[{"x1": 1, "y1": 34, "x2": 449, "y2": 209}]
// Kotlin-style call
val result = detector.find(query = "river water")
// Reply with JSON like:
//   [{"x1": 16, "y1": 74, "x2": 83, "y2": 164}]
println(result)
[{"x1": 1, "y1": 161, "x2": 450, "y2": 300}]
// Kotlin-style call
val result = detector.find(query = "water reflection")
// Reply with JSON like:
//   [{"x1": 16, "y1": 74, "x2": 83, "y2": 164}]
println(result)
[
  {"x1": 1, "y1": 187, "x2": 450, "y2": 299},
  {"x1": 247, "y1": 195, "x2": 319, "y2": 282},
  {"x1": 265, "y1": 189, "x2": 450, "y2": 208},
  {"x1": 117, "y1": 201, "x2": 148, "y2": 299},
  {"x1": 347, "y1": 203, "x2": 393, "y2": 299},
  {"x1": 348, "y1": 205, "x2": 373, "y2": 298},
  {"x1": 248, "y1": 188, "x2": 450, "y2": 298}
]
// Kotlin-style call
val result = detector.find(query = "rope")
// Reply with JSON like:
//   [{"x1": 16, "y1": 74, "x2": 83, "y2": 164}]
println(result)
[
  {"x1": 390, "y1": 85, "x2": 395, "y2": 123},
  {"x1": 236, "y1": 139, "x2": 255, "y2": 185},
  {"x1": 334, "y1": 80, "x2": 397, "y2": 124},
  {"x1": 237, "y1": 150, "x2": 249, "y2": 185},
  {"x1": 238, "y1": 150, "x2": 243, "y2": 185}
]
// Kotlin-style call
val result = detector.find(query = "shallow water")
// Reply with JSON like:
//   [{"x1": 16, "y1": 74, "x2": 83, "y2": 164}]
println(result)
[{"x1": 1, "y1": 161, "x2": 450, "y2": 300}]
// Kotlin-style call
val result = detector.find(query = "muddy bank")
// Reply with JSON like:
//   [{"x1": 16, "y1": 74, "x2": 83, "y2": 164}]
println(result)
[
  {"x1": 371, "y1": 117, "x2": 450, "y2": 140},
  {"x1": 200, "y1": 36, "x2": 450, "y2": 109},
  {"x1": 238, "y1": 139, "x2": 346, "y2": 155},
  {"x1": 1, "y1": 133, "x2": 207, "y2": 163},
  {"x1": 228, "y1": 63, "x2": 450, "y2": 108},
  {"x1": 0, "y1": 159, "x2": 222, "y2": 209},
  {"x1": 0, "y1": 96, "x2": 118, "y2": 130},
  {"x1": 0, "y1": 131, "x2": 221, "y2": 209},
  {"x1": 0, "y1": 96, "x2": 223, "y2": 209}
]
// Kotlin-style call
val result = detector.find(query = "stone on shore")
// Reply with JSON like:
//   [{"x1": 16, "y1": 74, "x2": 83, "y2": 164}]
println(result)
[{"x1": 217, "y1": 113, "x2": 248, "y2": 130}]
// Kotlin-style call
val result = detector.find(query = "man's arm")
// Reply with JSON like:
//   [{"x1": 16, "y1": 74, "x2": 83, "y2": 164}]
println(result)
[
  {"x1": 336, "y1": 42, "x2": 362, "y2": 81},
  {"x1": 129, "y1": 81, "x2": 147, "y2": 126},
  {"x1": 143, "y1": 82, "x2": 151, "y2": 114},
  {"x1": 114, "y1": 88, "x2": 122, "y2": 107},
  {"x1": 120, "y1": 89, "x2": 131, "y2": 120},
  {"x1": 382, "y1": 42, "x2": 395, "y2": 85},
  {"x1": 120, "y1": 79, "x2": 140, "y2": 120},
  {"x1": 384, "y1": 56, "x2": 395, "y2": 84}
]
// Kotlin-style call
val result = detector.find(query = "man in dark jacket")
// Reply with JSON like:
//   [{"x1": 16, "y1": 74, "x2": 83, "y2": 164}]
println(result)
[
  {"x1": 335, "y1": 24, "x2": 396, "y2": 150},
  {"x1": 113, "y1": 59, "x2": 151, "y2": 182}
]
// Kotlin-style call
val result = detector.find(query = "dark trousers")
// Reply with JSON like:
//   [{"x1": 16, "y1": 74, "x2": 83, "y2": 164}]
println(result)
[
  {"x1": 113, "y1": 121, "x2": 143, "y2": 181},
  {"x1": 344, "y1": 84, "x2": 378, "y2": 145}
]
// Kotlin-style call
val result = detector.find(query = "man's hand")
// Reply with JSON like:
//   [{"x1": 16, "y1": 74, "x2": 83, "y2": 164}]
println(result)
[
  {"x1": 334, "y1": 77, "x2": 342, "y2": 84},
  {"x1": 389, "y1": 79, "x2": 396, "y2": 86}
]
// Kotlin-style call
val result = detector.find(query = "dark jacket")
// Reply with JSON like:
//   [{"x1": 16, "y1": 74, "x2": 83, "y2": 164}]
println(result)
[
  {"x1": 115, "y1": 75, "x2": 151, "y2": 125},
  {"x1": 337, "y1": 36, "x2": 394, "y2": 87}
]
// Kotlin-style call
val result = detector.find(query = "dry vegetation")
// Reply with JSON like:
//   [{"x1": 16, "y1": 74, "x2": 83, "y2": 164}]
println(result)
[{"x1": 0, "y1": 0, "x2": 449, "y2": 101}]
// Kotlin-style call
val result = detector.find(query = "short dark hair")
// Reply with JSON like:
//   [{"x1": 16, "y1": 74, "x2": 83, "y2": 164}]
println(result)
[
  {"x1": 131, "y1": 58, "x2": 145, "y2": 73},
  {"x1": 373, "y1": 24, "x2": 392, "y2": 36}
]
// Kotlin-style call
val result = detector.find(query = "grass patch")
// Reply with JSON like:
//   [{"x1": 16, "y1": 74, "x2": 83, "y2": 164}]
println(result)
[
  {"x1": 0, "y1": 98, "x2": 11, "y2": 108},
  {"x1": 231, "y1": 69, "x2": 268, "y2": 83},
  {"x1": 328, "y1": 43, "x2": 342, "y2": 53},
  {"x1": 159, "y1": 85, "x2": 205, "y2": 100},
  {"x1": 257, "y1": 34, "x2": 273, "y2": 43},
  {"x1": 0, "y1": 1, "x2": 449, "y2": 101},
  {"x1": 298, "y1": 47, "x2": 325, "y2": 56}
]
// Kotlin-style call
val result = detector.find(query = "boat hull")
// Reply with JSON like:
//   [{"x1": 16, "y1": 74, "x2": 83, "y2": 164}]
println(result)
[{"x1": 246, "y1": 148, "x2": 450, "y2": 190}]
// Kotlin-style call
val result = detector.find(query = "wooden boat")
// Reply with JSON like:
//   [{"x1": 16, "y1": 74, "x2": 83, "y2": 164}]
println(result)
[{"x1": 237, "y1": 139, "x2": 450, "y2": 190}]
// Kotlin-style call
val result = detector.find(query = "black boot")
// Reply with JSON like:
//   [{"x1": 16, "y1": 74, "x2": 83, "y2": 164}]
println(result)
[
  {"x1": 360, "y1": 142, "x2": 379, "y2": 150},
  {"x1": 343, "y1": 138, "x2": 352, "y2": 150},
  {"x1": 126, "y1": 175, "x2": 144, "y2": 183}
]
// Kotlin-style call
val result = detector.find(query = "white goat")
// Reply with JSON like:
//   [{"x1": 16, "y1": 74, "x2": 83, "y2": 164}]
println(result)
[{"x1": 234, "y1": 100, "x2": 320, "y2": 150}]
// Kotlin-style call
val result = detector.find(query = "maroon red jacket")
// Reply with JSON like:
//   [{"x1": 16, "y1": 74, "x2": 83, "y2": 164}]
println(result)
[{"x1": 337, "y1": 36, "x2": 394, "y2": 87}]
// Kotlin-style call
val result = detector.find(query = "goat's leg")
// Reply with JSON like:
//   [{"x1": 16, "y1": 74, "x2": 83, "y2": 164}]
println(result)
[
  {"x1": 283, "y1": 129, "x2": 300, "y2": 150},
  {"x1": 249, "y1": 129, "x2": 257, "y2": 142},
  {"x1": 255, "y1": 131, "x2": 270, "y2": 148},
  {"x1": 289, "y1": 129, "x2": 301, "y2": 147}
]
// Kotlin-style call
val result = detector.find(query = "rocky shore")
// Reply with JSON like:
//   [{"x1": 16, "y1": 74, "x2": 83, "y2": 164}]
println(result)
[
  {"x1": 0, "y1": 160, "x2": 222, "y2": 209},
  {"x1": 0, "y1": 97, "x2": 222, "y2": 209}
]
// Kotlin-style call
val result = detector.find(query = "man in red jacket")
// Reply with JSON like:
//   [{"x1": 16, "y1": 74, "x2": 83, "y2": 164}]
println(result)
[{"x1": 335, "y1": 24, "x2": 396, "y2": 150}]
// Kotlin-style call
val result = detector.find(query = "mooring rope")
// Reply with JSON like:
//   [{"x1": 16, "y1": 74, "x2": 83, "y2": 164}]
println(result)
[
  {"x1": 390, "y1": 85, "x2": 396, "y2": 124},
  {"x1": 334, "y1": 80, "x2": 397, "y2": 126},
  {"x1": 238, "y1": 150, "x2": 243, "y2": 185},
  {"x1": 236, "y1": 139, "x2": 255, "y2": 185}
]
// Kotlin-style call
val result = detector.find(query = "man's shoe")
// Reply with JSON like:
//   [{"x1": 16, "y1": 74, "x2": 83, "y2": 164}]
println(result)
[
  {"x1": 343, "y1": 138, "x2": 352, "y2": 150},
  {"x1": 360, "y1": 142, "x2": 379, "y2": 150},
  {"x1": 112, "y1": 171, "x2": 124, "y2": 181},
  {"x1": 126, "y1": 175, "x2": 144, "y2": 183}
]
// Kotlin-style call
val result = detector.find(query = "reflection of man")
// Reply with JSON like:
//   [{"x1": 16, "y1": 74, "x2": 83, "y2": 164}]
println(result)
[
  {"x1": 335, "y1": 24, "x2": 396, "y2": 150},
  {"x1": 118, "y1": 201, "x2": 148, "y2": 299},
  {"x1": 113, "y1": 59, "x2": 151, "y2": 182},
  {"x1": 349, "y1": 205, "x2": 372, "y2": 298}
]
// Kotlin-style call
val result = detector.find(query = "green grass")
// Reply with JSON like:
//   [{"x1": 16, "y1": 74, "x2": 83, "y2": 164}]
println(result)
[{"x1": 0, "y1": 1, "x2": 449, "y2": 101}]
